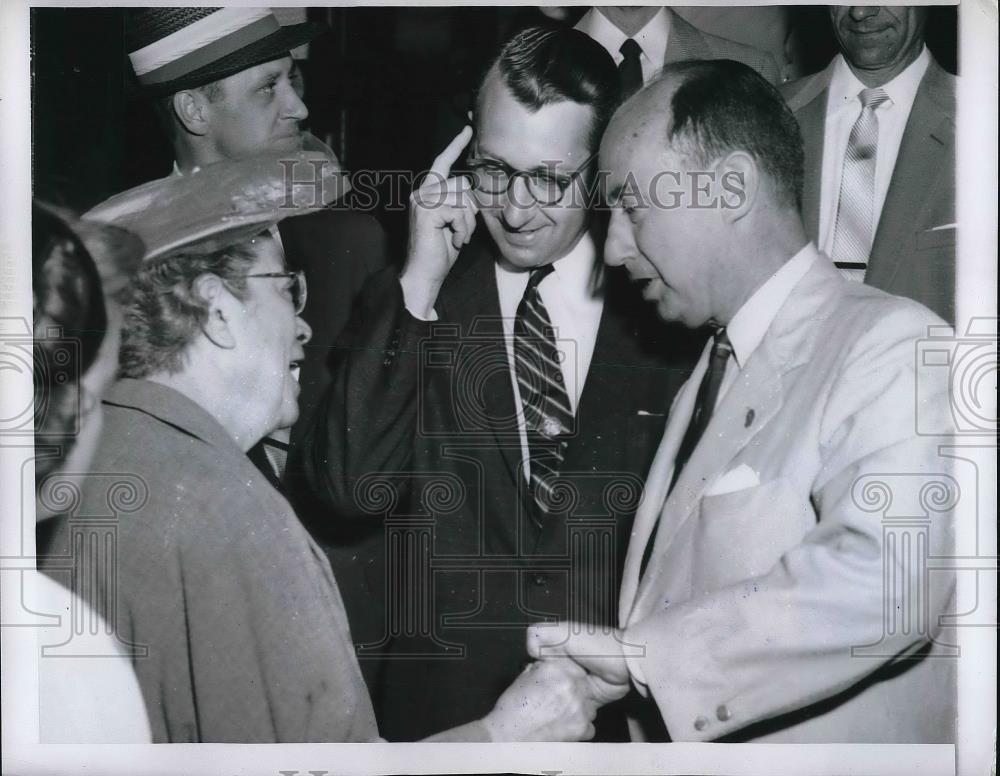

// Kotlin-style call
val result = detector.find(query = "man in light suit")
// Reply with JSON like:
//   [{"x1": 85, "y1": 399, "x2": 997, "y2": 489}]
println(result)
[
  {"x1": 781, "y1": 6, "x2": 956, "y2": 322},
  {"x1": 576, "y1": 6, "x2": 779, "y2": 92},
  {"x1": 529, "y1": 60, "x2": 956, "y2": 743}
]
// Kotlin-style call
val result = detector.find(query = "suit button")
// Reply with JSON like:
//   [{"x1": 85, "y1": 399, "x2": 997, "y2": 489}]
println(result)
[
  {"x1": 716, "y1": 704, "x2": 732, "y2": 722},
  {"x1": 694, "y1": 716, "x2": 709, "y2": 731},
  {"x1": 532, "y1": 573, "x2": 548, "y2": 586}
]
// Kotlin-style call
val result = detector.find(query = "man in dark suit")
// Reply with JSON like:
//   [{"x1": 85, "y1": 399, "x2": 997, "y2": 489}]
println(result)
[
  {"x1": 781, "y1": 6, "x2": 955, "y2": 322},
  {"x1": 300, "y1": 26, "x2": 700, "y2": 740},
  {"x1": 576, "y1": 6, "x2": 780, "y2": 93}
]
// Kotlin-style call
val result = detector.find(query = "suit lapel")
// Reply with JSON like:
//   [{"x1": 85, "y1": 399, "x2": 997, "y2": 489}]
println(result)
[
  {"x1": 867, "y1": 60, "x2": 955, "y2": 290},
  {"x1": 627, "y1": 341, "x2": 786, "y2": 621},
  {"x1": 618, "y1": 345, "x2": 706, "y2": 623},
  {"x1": 440, "y1": 241, "x2": 525, "y2": 489},
  {"x1": 663, "y1": 11, "x2": 710, "y2": 63},
  {"x1": 791, "y1": 66, "x2": 834, "y2": 243}
]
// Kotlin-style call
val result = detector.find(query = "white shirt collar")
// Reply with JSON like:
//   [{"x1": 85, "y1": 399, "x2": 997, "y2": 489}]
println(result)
[
  {"x1": 724, "y1": 243, "x2": 818, "y2": 369},
  {"x1": 828, "y1": 45, "x2": 931, "y2": 117},
  {"x1": 576, "y1": 7, "x2": 670, "y2": 65},
  {"x1": 171, "y1": 161, "x2": 201, "y2": 177},
  {"x1": 495, "y1": 230, "x2": 598, "y2": 301}
]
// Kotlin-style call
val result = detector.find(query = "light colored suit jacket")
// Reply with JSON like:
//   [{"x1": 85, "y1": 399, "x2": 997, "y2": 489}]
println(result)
[
  {"x1": 620, "y1": 247, "x2": 956, "y2": 743},
  {"x1": 781, "y1": 57, "x2": 956, "y2": 322}
]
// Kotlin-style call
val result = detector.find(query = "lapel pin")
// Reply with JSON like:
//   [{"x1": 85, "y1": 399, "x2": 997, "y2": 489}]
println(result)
[{"x1": 745, "y1": 408, "x2": 755, "y2": 428}]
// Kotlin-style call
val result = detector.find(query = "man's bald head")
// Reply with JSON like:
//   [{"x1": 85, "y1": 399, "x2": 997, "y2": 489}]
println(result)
[{"x1": 606, "y1": 60, "x2": 805, "y2": 211}]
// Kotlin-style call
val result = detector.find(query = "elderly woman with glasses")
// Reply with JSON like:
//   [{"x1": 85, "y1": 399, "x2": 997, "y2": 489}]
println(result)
[{"x1": 41, "y1": 156, "x2": 600, "y2": 744}]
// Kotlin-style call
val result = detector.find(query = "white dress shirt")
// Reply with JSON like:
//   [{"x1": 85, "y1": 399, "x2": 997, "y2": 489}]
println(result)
[
  {"x1": 495, "y1": 232, "x2": 604, "y2": 481},
  {"x1": 818, "y1": 47, "x2": 931, "y2": 258},
  {"x1": 576, "y1": 7, "x2": 671, "y2": 85},
  {"x1": 624, "y1": 243, "x2": 818, "y2": 689}
]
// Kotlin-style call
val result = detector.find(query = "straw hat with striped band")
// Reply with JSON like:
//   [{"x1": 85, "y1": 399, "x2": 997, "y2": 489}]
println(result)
[{"x1": 126, "y1": 8, "x2": 326, "y2": 97}]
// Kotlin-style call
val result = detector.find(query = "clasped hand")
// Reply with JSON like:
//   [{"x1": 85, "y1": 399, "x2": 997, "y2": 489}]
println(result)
[{"x1": 481, "y1": 621, "x2": 633, "y2": 741}]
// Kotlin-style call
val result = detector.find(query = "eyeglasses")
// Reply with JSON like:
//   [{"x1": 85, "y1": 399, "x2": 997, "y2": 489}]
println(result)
[
  {"x1": 244, "y1": 270, "x2": 308, "y2": 314},
  {"x1": 466, "y1": 154, "x2": 594, "y2": 206}
]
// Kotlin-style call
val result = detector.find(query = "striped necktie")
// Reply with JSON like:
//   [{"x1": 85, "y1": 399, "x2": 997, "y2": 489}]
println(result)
[
  {"x1": 514, "y1": 265, "x2": 574, "y2": 515},
  {"x1": 831, "y1": 87, "x2": 890, "y2": 281}
]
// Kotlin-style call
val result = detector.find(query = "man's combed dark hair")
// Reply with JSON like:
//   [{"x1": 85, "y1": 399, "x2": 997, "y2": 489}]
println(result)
[
  {"x1": 662, "y1": 59, "x2": 805, "y2": 209},
  {"x1": 120, "y1": 240, "x2": 260, "y2": 379},
  {"x1": 481, "y1": 26, "x2": 620, "y2": 151}
]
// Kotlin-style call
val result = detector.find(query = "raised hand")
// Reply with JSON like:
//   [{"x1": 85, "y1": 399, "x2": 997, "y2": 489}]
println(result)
[
  {"x1": 527, "y1": 621, "x2": 633, "y2": 696},
  {"x1": 400, "y1": 125, "x2": 478, "y2": 318},
  {"x1": 480, "y1": 659, "x2": 598, "y2": 742}
]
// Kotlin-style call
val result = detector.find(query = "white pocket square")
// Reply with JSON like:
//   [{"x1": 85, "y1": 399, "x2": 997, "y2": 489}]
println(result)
[{"x1": 706, "y1": 463, "x2": 760, "y2": 496}]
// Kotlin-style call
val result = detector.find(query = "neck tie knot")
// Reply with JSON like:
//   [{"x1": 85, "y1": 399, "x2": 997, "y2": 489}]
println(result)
[
  {"x1": 618, "y1": 38, "x2": 643, "y2": 98},
  {"x1": 525, "y1": 263, "x2": 554, "y2": 295},
  {"x1": 859, "y1": 87, "x2": 889, "y2": 111},
  {"x1": 620, "y1": 38, "x2": 642, "y2": 60},
  {"x1": 711, "y1": 328, "x2": 733, "y2": 368}
]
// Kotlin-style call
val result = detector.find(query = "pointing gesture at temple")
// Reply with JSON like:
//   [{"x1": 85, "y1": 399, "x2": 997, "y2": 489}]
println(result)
[{"x1": 400, "y1": 125, "x2": 478, "y2": 319}]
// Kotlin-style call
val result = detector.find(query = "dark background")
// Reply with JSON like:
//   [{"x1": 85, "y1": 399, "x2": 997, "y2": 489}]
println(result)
[{"x1": 31, "y1": 6, "x2": 958, "y2": 253}]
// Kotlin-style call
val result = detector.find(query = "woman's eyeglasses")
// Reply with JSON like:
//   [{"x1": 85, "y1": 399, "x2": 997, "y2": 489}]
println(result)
[{"x1": 244, "y1": 270, "x2": 308, "y2": 314}]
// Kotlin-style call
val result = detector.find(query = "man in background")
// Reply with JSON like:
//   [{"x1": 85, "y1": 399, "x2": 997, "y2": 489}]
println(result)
[
  {"x1": 576, "y1": 6, "x2": 779, "y2": 97},
  {"x1": 781, "y1": 6, "x2": 955, "y2": 322},
  {"x1": 123, "y1": 7, "x2": 387, "y2": 467},
  {"x1": 122, "y1": 8, "x2": 389, "y2": 663}
]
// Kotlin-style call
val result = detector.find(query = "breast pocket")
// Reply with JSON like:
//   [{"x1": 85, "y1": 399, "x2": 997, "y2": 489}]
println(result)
[
  {"x1": 915, "y1": 226, "x2": 956, "y2": 250},
  {"x1": 692, "y1": 477, "x2": 815, "y2": 594}
]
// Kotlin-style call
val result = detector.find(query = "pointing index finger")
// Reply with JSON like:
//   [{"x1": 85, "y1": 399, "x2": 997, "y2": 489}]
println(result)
[{"x1": 430, "y1": 125, "x2": 474, "y2": 179}]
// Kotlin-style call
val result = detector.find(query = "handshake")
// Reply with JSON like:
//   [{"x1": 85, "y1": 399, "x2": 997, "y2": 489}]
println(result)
[{"x1": 479, "y1": 621, "x2": 635, "y2": 742}]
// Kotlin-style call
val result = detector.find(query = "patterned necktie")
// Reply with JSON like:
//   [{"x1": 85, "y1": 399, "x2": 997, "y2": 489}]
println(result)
[
  {"x1": 640, "y1": 328, "x2": 732, "y2": 577},
  {"x1": 514, "y1": 265, "x2": 574, "y2": 514},
  {"x1": 831, "y1": 87, "x2": 890, "y2": 282},
  {"x1": 618, "y1": 38, "x2": 643, "y2": 99}
]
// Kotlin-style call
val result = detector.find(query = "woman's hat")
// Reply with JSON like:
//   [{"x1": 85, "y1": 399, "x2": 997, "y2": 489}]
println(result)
[
  {"x1": 126, "y1": 8, "x2": 326, "y2": 97},
  {"x1": 83, "y1": 151, "x2": 346, "y2": 260}
]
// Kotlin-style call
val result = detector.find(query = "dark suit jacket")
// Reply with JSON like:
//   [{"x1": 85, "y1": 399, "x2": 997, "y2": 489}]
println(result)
[
  {"x1": 663, "y1": 9, "x2": 780, "y2": 85},
  {"x1": 781, "y1": 56, "x2": 956, "y2": 322},
  {"x1": 299, "y1": 232, "x2": 703, "y2": 740},
  {"x1": 278, "y1": 209, "x2": 388, "y2": 439}
]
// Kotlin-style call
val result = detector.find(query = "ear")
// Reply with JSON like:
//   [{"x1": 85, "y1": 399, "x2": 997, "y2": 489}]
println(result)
[
  {"x1": 172, "y1": 89, "x2": 211, "y2": 137},
  {"x1": 194, "y1": 274, "x2": 238, "y2": 349},
  {"x1": 717, "y1": 151, "x2": 758, "y2": 224}
]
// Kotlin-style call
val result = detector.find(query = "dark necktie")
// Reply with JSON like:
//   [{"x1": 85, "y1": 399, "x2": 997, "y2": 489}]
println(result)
[
  {"x1": 669, "y1": 328, "x2": 733, "y2": 493},
  {"x1": 640, "y1": 328, "x2": 732, "y2": 576},
  {"x1": 618, "y1": 38, "x2": 643, "y2": 99},
  {"x1": 513, "y1": 265, "x2": 574, "y2": 514}
]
